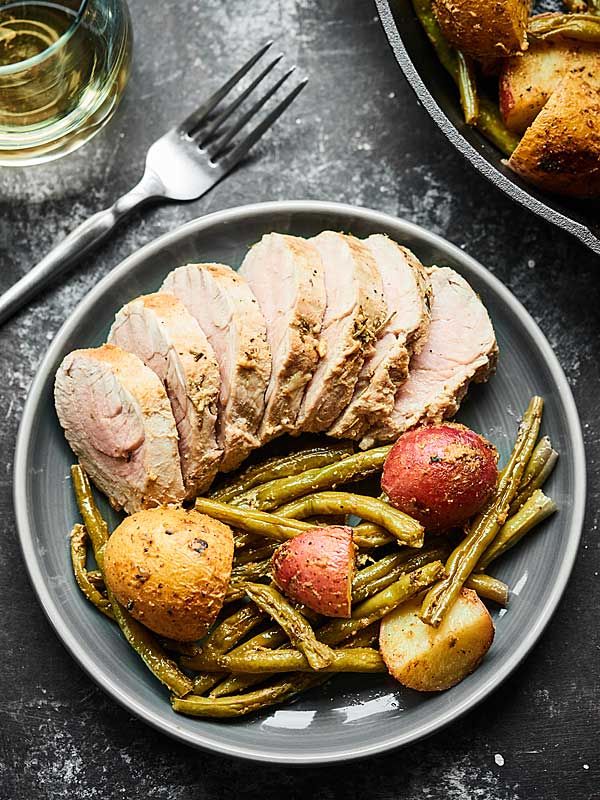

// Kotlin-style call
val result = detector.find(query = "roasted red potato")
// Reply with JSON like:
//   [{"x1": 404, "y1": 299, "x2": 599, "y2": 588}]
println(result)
[
  {"x1": 432, "y1": 0, "x2": 529, "y2": 63},
  {"x1": 379, "y1": 588, "x2": 495, "y2": 692},
  {"x1": 103, "y1": 507, "x2": 234, "y2": 641},
  {"x1": 508, "y1": 70, "x2": 600, "y2": 197},
  {"x1": 271, "y1": 525, "x2": 355, "y2": 618},
  {"x1": 381, "y1": 422, "x2": 498, "y2": 531},
  {"x1": 500, "y1": 29, "x2": 600, "y2": 133}
]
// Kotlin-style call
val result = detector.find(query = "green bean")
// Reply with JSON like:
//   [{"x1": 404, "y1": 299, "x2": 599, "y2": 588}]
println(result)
[
  {"x1": 412, "y1": 0, "x2": 459, "y2": 76},
  {"x1": 195, "y1": 497, "x2": 390, "y2": 549},
  {"x1": 510, "y1": 449, "x2": 558, "y2": 516},
  {"x1": 159, "y1": 638, "x2": 200, "y2": 657},
  {"x1": 352, "y1": 545, "x2": 451, "y2": 603},
  {"x1": 196, "y1": 497, "x2": 312, "y2": 540},
  {"x1": 478, "y1": 490, "x2": 557, "y2": 571},
  {"x1": 203, "y1": 604, "x2": 266, "y2": 659},
  {"x1": 209, "y1": 444, "x2": 355, "y2": 502},
  {"x1": 86, "y1": 569, "x2": 104, "y2": 589},
  {"x1": 276, "y1": 491, "x2": 424, "y2": 548},
  {"x1": 476, "y1": 96, "x2": 521, "y2": 157},
  {"x1": 223, "y1": 583, "x2": 247, "y2": 604},
  {"x1": 457, "y1": 51, "x2": 478, "y2": 125},
  {"x1": 420, "y1": 397, "x2": 543, "y2": 627},
  {"x1": 243, "y1": 583, "x2": 335, "y2": 670},
  {"x1": 317, "y1": 561, "x2": 444, "y2": 645},
  {"x1": 188, "y1": 604, "x2": 267, "y2": 695},
  {"x1": 172, "y1": 673, "x2": 329, "y2": 718},
  {"x1": 71, "y1": 465, "x2": 193, "y2": 697},
  {"x1": 519, "y1": 437, "x2": 553, "y2": 491},
  {"x1": 70, "y1": 465, "x2": 109, "y2": 559},
  {"x1": 232, "y1": 446, "x2": 392, "y2": 511},
  {"x1": 231, "y1": 558, "x2": 272, "y2": 582},
  {"x1": 70, "y1": 524, "x2": 113, "y2": 619},
  {"x1": 208, "y1": 623, "x2": 382, "y2": 698},
  {"x1": 234, "y1": 541, "x2": 280, "y2": 567},
  {"x1": 528, "y1": 13, "x2": 600, "y2": 41},
  {"x1": 466, "y1": 573, "x2": 509, "y2": 606},
  {"x1": 213, "y1": 648, "x2": 386, "y2": 674}
]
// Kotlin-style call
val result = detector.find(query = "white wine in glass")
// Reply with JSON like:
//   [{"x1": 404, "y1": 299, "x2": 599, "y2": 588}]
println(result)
[{"x1": 0, "y1": 0, "x2": 132, "y2": 165}]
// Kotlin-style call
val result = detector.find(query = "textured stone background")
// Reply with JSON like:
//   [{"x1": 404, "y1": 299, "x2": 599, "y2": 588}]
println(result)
[{"x1": 0, "y1": 1, "x2": 598, "y2": 797}]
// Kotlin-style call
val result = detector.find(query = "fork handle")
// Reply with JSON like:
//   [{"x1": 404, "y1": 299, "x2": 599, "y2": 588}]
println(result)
[{"x1": 0, "y1": 173, "x2": 162, "y2": 326}]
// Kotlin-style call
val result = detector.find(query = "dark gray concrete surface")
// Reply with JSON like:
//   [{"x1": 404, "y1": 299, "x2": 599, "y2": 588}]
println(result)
[{"x1": 0, "y1": 1, "x2": 598, "y2": 797}]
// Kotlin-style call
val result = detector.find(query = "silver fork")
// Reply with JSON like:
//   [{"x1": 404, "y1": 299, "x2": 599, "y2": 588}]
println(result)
[{"x1": 0, "y1": 42, "x2": 307, "y2": 326}]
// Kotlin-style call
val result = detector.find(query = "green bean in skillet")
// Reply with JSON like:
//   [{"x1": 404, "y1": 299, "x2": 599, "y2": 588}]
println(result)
[
  {"x1": 212, "y1": 648, "x2": 386, "y2": 674},
  {"x1": 528, "y1": 12, "x2": 600, "y2": 41},
  {"x1": 456, "y1": 51, "x2": 478, "y2": 125},
  {"x1": 209, "y1": 443, "x2": 355, "y2": 502},
  {"x1": 244, "y1": 583, "x2": 335, "y2": 670},
  {"x1": 476, "y1": 96, "x2": 521, "y2": 157},
  {"x1": 71, "y1": 465, "x2": 193, "y2": 698},
  {"x1": 276, "y1": 491, "x2": 424, "y2": 548},
  {"x1": 231, "y1": 557, "x2": 272, "y2": 582},
  {"x1": 172, "y1": 672, "x2": 329, "y2": 718},
  {"x1": 70, "y1": 524, "x2": 113, "y2": 619},
  {"x1": 419, "y1": 396, "x2": 543, "y2": 627},
  {"x1": 231, "y1": 446, "x2": 392, "y2": 511},
  {"x1": 478, "y1": 490, "x2": 557, "y2": 571}
]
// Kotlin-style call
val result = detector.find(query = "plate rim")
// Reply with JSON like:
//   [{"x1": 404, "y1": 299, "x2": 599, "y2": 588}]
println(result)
[
  {"x1": 373, "y1": 0, "x2": 600, "y2": 257},
  {"x1": 14, "y1": 199, "x2": 587, "y2": 764}
]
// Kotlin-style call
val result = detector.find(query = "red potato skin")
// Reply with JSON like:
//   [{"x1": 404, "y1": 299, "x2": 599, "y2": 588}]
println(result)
[
  {"x1": 271, "y1": 526, "x2": 355, "y2": 618},
  {"x1": 382, "y1": 423, "x2": 498, "y2": 532}
]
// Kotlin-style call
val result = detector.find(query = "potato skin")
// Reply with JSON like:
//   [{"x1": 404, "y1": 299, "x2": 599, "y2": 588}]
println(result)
[
  {"x1": 508, "y1": 70, "x2": 600, "y2": 197},
  {"x1": 382, "y1": 423, "x2": 498, "y2": 532},
  {"x1": 499, "y1": 30, "x2": 600, "y2": 133},
  {"x1": 379, "y1": 588, "x2": 494, "y2": 691},
  {"x1": 103, "y1": 507, "x2": 234, "y2": 641},
  {"x1": 271, "y1": 526, "x2": 355, "y2": 618},
  {"x1": 432, "y1": 0, "x2": 529, "y2": 62}
]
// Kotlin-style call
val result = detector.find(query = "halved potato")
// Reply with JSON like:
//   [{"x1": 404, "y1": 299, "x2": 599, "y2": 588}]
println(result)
[
  {"x1": 508, "y1": 71, "x2": 600, "y2": 197},
  {"x1": 379, "y1": 588, "x2": 494, "y2": 692},
  {"x1": 500, "y1": 31, "x2": 600, "y2": 133},
  {"x1": 432, "y1": 0, "x2": 529, "y2": 63}
]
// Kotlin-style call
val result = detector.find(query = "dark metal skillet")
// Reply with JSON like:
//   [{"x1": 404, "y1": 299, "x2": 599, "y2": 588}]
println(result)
[{"x1": 375, "y1": 0, "x2": 600, "y2": 256}]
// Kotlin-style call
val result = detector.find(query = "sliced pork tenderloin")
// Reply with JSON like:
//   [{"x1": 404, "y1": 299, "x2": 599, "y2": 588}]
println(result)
[
  {"x1": 239, "y1": 233, "x2": 326, "y2": 441},
  {"x1": 108, "y1": 293, "x2": 221, "y2": 498},
  {"x1": 295, "y1": 232, "x2": 387, "y2": 433},
  {"x1": 161, "y1": 263, "x2": 271, "y2": 471},
  {"x1": 54, "y1": 344, "x2": 185, "y2": 513},
  {"x1": 328, "y1": 235, "x2": 431, "y2": 440},
  {"x1": 360, "y1": 266, "x2": 497, "y2": 448}
]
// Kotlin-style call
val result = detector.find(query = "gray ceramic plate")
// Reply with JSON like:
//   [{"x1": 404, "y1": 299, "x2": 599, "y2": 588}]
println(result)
[{"x1": 15, "y1": 201, "x2": 585, "y2": 764}]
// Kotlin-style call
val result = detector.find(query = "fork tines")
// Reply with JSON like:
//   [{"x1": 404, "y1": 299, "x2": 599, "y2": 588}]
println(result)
[{"x1": 180, "y1": 42, "x2": 307, "y2": 168}]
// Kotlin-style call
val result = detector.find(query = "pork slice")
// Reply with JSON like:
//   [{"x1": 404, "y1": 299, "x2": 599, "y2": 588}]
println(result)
[
  {"x1": 328, "y1": 235, "x2": 431, "y2": 440},
  {"x1": 54, "y1": 344, "x2": 185, "y2": 514},
  {"x1": 239, "y1": 233, "x2": 326, "y2": 441},
  {"x1": 161, "y1": 263, "x2": 271, "y2": 471},
  {"x1": 108, "y1": 293, "x2": 221, "y2": 497},
  {"x1": 295, "y1": 232, "x2": 387, "y2": 433},
  {"x1": 360, "y1": 266, "x2": 497, "y2": 448}
]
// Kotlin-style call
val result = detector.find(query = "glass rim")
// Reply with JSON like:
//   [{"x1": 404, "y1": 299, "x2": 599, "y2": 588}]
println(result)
[{"x1": 0, "y1": 0, "x2": 89, "y2": 75}]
